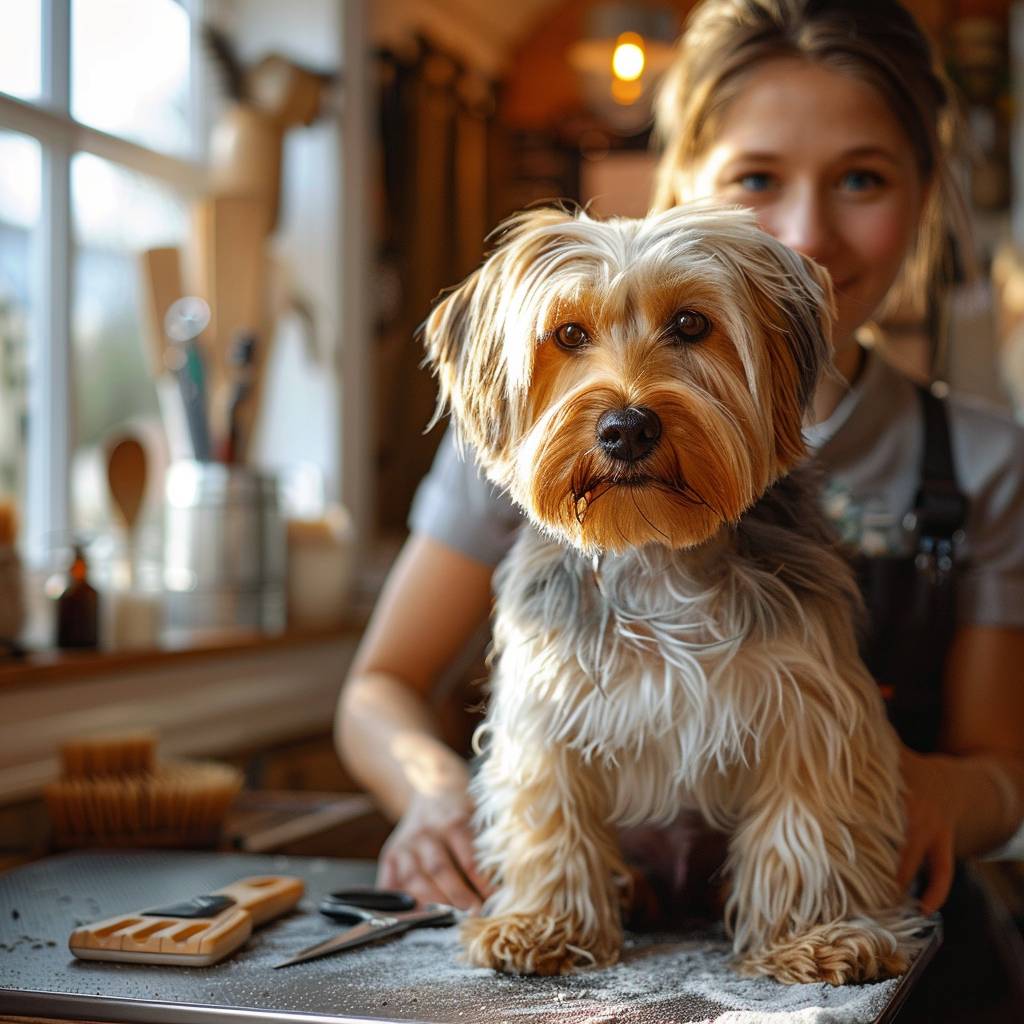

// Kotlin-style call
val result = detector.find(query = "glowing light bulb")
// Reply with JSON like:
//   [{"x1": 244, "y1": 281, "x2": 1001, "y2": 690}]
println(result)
[{"x1": 612, "y1": 32, "x2": 645, "y2": 82}]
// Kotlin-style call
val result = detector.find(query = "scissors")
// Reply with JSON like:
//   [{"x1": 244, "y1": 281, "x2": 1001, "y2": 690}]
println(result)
[{"x1": 274, "y1": 887, "x2": 456, "y2": 968}]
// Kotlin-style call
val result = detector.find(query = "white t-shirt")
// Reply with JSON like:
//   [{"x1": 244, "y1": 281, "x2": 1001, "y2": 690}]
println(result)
[{"x1": 410, "y1": 349, "x2": 1024, "y2": 630}]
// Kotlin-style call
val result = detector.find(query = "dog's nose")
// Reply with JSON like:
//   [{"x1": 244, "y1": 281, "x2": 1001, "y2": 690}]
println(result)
[{"x1": 596, "y1": 407, "x2": 661, "y2": 462}]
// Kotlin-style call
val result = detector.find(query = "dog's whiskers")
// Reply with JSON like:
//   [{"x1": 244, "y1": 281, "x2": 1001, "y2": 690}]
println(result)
[
  {"x1": 571, "y1": 457, "x2": 619, "y2": 525},
  {"x1": 627, "y1": 486, "x2": 672, "y2": 545},
  {"x1": 648, "y1": 459, "x2": 729, "y2": 523}
]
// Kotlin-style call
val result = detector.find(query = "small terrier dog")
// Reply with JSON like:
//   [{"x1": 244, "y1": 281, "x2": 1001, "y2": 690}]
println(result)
[{"x1": 421, "y1": 202, "x2": 923, "y2": 985}]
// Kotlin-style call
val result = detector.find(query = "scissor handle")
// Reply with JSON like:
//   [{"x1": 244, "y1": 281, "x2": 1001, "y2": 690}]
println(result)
[{"x1": 319, "y1": 888, "x2": 415, "y2": 919}]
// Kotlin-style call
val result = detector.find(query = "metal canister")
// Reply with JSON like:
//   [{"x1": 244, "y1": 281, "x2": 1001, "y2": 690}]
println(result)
[{"x1": 163, "y1": 460, "x2": 285, "y2": 644}]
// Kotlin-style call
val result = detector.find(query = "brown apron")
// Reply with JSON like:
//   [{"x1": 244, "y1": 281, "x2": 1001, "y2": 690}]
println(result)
[{"x1": 855, "y1": 388, "x2": 1024, "y2": 1022}]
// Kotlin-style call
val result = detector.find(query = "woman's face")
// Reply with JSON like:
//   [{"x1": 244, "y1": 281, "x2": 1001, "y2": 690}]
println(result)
[{"x1": 684, "y1": 59, "x2": 926, "y2": 354}]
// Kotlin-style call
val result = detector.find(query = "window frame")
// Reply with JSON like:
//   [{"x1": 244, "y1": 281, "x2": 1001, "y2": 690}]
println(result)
[
  {"x1": 0, "y1": 0, "x2": 207, "y2": 564},
  {"x1": 3, "y1": 0, "x2": 375, "y2": 575}
]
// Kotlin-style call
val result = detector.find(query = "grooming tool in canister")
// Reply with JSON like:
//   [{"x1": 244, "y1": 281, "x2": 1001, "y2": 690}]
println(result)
[
  {"x1": 275, "y1": 887, "x2": 455, "y2": 968},
  {"x1": 69, "y1": 875, "x2": 303, "y2": 966},
  {"x1": 164, "y1": 296, "x2": 214, "y2": 462},
  {"x1": 220, "y1": 331, "x2": 258, "y2": 464}
]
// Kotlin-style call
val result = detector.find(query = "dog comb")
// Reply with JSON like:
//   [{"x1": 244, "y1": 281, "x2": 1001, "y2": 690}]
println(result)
[{"x1": 69, "y1": 875, "x2": 304, "y2": 966}]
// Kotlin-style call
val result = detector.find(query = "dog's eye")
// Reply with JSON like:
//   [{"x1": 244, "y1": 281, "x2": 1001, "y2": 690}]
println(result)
[
  {"x1": 553, "y1": 323, "x2": 591, "y2": 350},
  {"x1": 669, "y1": 310, "x2": 711, "y2": 343}
]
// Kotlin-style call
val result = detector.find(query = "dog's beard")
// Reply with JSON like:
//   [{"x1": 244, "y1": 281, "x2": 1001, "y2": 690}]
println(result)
[{"x1": 515, "y1": 383, "x2": 773, "y2": 553}]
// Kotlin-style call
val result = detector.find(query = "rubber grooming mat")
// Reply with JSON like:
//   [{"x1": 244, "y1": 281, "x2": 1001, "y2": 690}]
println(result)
[{"x1": 0, "y1": 850, "x2": 939, "y2": 1023}]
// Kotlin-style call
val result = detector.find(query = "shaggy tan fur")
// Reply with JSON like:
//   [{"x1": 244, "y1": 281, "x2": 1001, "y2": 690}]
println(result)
[{"x1": 423, "y1": 202, "x2": 924, "y2": 983}]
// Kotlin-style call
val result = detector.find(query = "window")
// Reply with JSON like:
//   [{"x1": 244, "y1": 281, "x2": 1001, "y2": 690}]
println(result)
[
  {"x1": 0, "y1": 132, "x2": 40, "y2": 515},
  {"x1": 72, "y1": 0, "x2": 193, "y2": 156},
  {"x1": 0, "y1": 2, "x2": 42, "y2": 102},
  {"x1": 0, "y1": 0, "x2": 203, "y2": 564}
]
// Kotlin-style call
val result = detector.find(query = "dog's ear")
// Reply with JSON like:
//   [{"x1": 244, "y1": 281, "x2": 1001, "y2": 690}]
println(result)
[
  {"x1": 421, "y1": 207, "x2": 576, "y2": 473},
  {"x1": 780, "y1": 252, "x2": 835, "y2": 408},
  {"x1": 751, "y1": 245, "x2": 835, "y2": 471}
]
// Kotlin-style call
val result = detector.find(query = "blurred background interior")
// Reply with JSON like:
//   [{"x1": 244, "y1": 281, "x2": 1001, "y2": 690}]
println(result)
[{"x1": 1, "y1": 0, "x2": 1023, "y2": 900}]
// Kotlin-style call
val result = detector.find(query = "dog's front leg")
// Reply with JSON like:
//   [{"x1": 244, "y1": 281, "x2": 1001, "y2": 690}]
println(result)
[
  {"x1": 461, "y1": 731, "x2": 626, "y2": 975},
  {"x1": 724, "y1": 697, "x2": 922, "y2": 985}
]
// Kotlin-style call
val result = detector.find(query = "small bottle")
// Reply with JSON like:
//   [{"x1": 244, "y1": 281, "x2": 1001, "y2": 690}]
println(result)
[
  {"x1": 56, "y1": 544, "x2": 99, "y2": 649},
  {"x1": 0, "y1": 499, "x2": 24, "y2": 656}
]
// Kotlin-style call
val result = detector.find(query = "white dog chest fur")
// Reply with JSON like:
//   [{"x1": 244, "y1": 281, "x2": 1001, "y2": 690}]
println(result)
[{"x1": 486, "y1": 522, "x2": 832, "y2": 830}]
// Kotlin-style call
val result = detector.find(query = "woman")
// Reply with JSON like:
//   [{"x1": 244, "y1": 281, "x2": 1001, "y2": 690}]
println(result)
[{"x1": 336, "y1": 0, "x2": 1024, "y2": 978}]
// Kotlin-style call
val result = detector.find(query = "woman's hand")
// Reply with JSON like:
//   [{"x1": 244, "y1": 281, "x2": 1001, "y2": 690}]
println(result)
[
  {"x1": 376, "y1": 790, "x2": 494, "y2": 911},
  {"x1": 896, "y1": 747, "x2": 957, "y2": 915}
]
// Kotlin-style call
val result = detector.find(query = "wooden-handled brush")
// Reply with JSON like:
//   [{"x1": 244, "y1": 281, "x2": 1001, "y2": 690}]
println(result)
[{"x1": 69, "y1": 875, "x2": 304, "y2": 966}]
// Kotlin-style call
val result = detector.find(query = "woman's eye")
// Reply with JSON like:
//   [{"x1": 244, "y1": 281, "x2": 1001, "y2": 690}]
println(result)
[
  {"x1": 669, "y1": 309, "x2": 711, "y2": 343},
  {"x1": 839, "y1": 169, "x2": 885, "y2": 193},
  {"x1": 736, "y1": 172, "x2": 775, "y2": 193},
  {"x1": 553, "y1": 322, "x2": 590, "y2": 350}
]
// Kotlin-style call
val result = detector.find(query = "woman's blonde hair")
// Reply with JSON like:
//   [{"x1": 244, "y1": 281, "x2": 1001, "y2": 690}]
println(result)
[{"x1": 651, "y1": 0, "x2": 972, "y2": 317}]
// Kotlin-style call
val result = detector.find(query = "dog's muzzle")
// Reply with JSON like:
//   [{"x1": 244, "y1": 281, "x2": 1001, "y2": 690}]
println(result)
[{"x1": 596, "y1": 406, "x2": 661, "y2": 463}]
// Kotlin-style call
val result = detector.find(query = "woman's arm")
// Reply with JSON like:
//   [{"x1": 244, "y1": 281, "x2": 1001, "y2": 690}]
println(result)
[
  {"x1": 898, "y1": 624, "x2": 1024, "y2": 912},
  {"x1": 335, "y1": 532, "x2": 497, "y2": 908}
]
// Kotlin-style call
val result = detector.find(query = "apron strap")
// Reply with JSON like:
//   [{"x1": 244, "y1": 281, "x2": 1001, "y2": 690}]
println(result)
[
  {"x1": 910, "y1": 387, "x2": 969, "y2": 581},
  {"x1": 912, "y1": 386, "x2": 969, "y2": 544},
  {"x1": 855, "y1": 387, "x2": 968, "y2": 751}
]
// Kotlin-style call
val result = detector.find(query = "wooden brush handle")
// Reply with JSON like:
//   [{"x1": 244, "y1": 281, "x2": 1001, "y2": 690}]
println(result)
[{"x1": 214, "y1": 875, "x2": 304, "y2": 926}]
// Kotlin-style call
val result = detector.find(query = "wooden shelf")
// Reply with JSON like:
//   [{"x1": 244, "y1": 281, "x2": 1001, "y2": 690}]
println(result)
[{"x1": 0, "y1": 617, "x2": 368, "y2": 691}]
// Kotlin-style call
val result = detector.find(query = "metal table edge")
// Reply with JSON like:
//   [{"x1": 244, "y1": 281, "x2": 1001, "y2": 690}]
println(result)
[{"x1": 0, "y1": 989, "x2": 433, "y2": 1024}]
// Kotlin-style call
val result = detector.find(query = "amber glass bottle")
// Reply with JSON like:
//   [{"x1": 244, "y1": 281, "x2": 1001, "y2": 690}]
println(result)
[{"x1": 56, "y1": 545, "x2": 99, "y2": 649}]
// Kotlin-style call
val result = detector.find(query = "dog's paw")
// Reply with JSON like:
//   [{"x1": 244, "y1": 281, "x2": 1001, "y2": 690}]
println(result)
[
  {"x1": 460, "y1": 912, "x2": 620, "y2": 976},
  {"x1": 737, "y1": 920, "x2": 910, "y2": 985}
]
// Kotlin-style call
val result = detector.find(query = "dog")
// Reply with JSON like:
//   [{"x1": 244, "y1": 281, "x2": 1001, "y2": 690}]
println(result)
[{"x1": 421, "y1": 201, "x2": 924, "y2": 984}]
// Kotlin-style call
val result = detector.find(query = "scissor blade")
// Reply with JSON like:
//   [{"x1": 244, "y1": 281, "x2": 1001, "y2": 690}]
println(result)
[
  {"x1": 274, "y1": 906, "x2": 453, "y2": 968},
  {"x1": 274, "y1": 920, "x2": 402, "y2": 967}
]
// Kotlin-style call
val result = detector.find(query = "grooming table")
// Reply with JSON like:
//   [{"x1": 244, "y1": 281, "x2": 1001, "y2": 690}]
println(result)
[{"x1": 0, "y1": 850, "x2": 939, "y2": 1024}]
